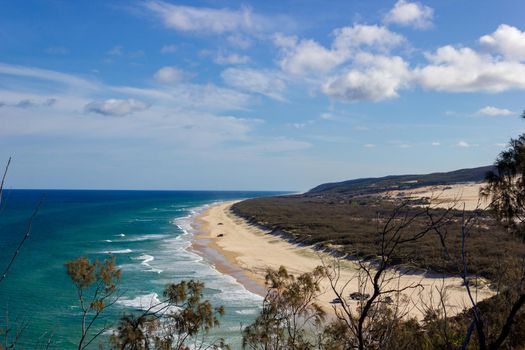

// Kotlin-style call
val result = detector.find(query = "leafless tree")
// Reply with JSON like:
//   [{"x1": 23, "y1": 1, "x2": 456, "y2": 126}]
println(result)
[{"x1": 324, "y1": 199, "x2": 456, "y2": 350}]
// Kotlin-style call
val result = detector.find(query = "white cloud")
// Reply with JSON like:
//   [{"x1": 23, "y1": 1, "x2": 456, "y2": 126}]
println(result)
[
  {"x1": 0, "y1": 62, "x2": 98, "y2": 90},
  {"x1": 143, "y1": 1, "x2": 265, "y2": 34},
  {"x1": 214, "y1": 52, "x2": 250, "y2": 65},
  {"x1": 84, "y1": 99, "x2": 149, "y2": 116},
  {"x1": 480, "y1": 24, "x2": 525, "y2": 61},
  {"x1": 153, "y1": 66, "x2": 184, "y2": 84},
  {"x1": 112, "y1": 83, "x2": 252, "y2": 112},
  {"x1": 226, "y1": 34, "x2": 252, "y2": 49},
  {"x1": 275, "y1": 24, "x2": 525, "y2": 102},
  {"x1": 320, "y1": 112, "x2": 335, "y2": 120},
  {"x1": 0, "y1": 62, "x2": 266, "y2": 167},
  {"x1": 221, "y1": 68, "x2": 286, "y2": 101},
  {"x1": 274, "y1": 34, "x2": 346, "y2": 76},
  {"x1": 332, "y1": 24, "x2": 405, "y2": 53},
  {"x1": 431, "y1": 141, "x2": 440, "y2": 146},
  {"x1": 477, "y1": 106, "x2": 514, "y2": 116},
  {"x1": 364, "y1": 143, "x2": 376, "y2": 148},
  {"x1": 457, "y1": 141, "x2": 470, "y2": 148},
  {"x1": 414, "y1": 45, "x2": 525, "y2": 92},
  {"x1": 384, "y1": 0, "x2": 434, "y2": 29},
  {"x1": 160, "y1": 44, "x2": 177, "y2": 53},
  {"x1": 274, "y1": 25, "x2": 404, "y2": 76},
  {"x1": 322, "y1": 53, "x2": 411, "y2": 102}
]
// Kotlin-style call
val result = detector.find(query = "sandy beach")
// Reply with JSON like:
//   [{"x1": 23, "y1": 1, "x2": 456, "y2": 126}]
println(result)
[{"x1": 192, "y1": 200, "x2": 494, "y2": 319}]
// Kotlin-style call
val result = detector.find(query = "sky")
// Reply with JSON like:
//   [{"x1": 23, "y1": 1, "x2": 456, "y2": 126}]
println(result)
[{"x1": 1, "y1": 0, "x2": 525, "y2": 191}]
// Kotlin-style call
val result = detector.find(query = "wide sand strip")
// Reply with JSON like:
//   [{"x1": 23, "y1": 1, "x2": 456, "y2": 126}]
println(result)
[
  {"x1": 192, "y1": 201, "x2": 494, "y2": 319},
  {"x1": 386, "y1": 182, "x2": 489, "y2": 211}
]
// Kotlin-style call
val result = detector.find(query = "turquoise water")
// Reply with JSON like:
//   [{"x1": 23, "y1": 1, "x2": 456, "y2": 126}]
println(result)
[{"x1": 0, "y1": 190, "x2": 283, "y2": 349}]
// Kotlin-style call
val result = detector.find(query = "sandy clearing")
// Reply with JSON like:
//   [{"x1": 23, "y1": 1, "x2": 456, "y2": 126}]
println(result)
[{"x1": 384, "y1": 182, "x2": 490, "y2": 211}]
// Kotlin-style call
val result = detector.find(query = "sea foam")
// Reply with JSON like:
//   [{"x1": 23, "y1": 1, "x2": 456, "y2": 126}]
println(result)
[
  {"x1": 117, "y1": 293, "x2": 179, "y2": 314},
  {"x1": 103, "y1": 248, "x2": 132, "y2": 254}
]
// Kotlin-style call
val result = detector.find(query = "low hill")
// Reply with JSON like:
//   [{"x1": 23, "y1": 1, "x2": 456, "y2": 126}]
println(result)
[{"x1": 307, "y1": 165, "x2": 494, "y2": 196}]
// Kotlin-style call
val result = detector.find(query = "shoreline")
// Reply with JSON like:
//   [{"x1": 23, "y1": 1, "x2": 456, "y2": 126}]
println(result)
[
  {"x1": 191, "y1": 206, "x2": 267, "y2": 298},
  {"x1": 191, "y1": 200, "x2": 494, "y2": 319}
]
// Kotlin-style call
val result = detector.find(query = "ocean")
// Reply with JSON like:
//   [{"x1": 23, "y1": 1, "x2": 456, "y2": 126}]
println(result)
[{"x1": 0, "y1": 190, "x2": 284, "y2": 349}]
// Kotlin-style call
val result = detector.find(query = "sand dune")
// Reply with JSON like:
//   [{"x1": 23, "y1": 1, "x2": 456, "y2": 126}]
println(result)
[
  {"x1": 385, "y1": 182, "x2": 490, "y2": 211},
  {"x1": 192, "y1": 201, "x2": 494, "y2": 319}
]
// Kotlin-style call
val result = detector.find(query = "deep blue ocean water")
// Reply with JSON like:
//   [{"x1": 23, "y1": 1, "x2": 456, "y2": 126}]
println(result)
[{"x1": 0, "y1": 190, "x2": 284, "y2": 349}]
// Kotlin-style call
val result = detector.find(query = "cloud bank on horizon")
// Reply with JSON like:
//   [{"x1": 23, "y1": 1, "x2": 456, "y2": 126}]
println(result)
[{"x1": 0, "y1": 0, "x2": 524, "y2": 190}]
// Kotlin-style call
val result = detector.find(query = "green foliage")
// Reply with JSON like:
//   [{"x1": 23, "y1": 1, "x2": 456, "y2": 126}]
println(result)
[
  {"x1": 483, "y1": 117, "x2": 525, "y2": 236},
  {"x1": 242, "y1": 266, "x2": 326, "y2": 350},
  {"x1": 232, "y1": 196, "x2": 525, "y2": 282},
  {"x1": 66, "y1": 256, "x2": 121, "y2": 292},
  {"x1": 110, "y1": 279, "x2": 227, "y2": 350},
  {"x1": 66, "y1": 255, "x2": 121, "y2": 350}
]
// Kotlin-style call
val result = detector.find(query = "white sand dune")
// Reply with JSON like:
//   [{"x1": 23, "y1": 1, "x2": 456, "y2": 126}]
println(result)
[{"x1": 385, "y1": 182, "x2": 489, "y2": 211}]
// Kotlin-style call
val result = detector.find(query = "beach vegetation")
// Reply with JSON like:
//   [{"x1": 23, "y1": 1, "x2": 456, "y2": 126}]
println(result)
[
  {"x1": 482, "y1": 111, "x2": 525, "y2": 236},
  {"x1": 110, "y1": 279, "x2": 228, "y2": 350},
  {"x1": 242, "y1": 266, "x2": 325, "y2": 350},
  {"x1": 66, "y1": 256, "x2": 122, "y2": 350}
]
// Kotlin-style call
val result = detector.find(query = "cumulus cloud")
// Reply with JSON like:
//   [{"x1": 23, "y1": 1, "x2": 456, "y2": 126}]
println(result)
[
  {"x1": 332, "y1": 24, "x2": 405, "y2": 52},
  {"x1": 364, "y1": 143, "x2": 376, "y2": 148},
  {"x1": 457, "y1": 141, "x2": 470, "y2": 148},
  {"x1": 274, "y1": 25, "x2": 404, "y2": 76},
  {"x1": 321, "y1": 53, "x2": 411, "y2": 102},
  {"x1": 413, "y1": 45, "x2": 525, "y2": 92},
  {"x1": 153, "y1": 66, "x2": 184, "y2": 84},
  {"x1": 274, "y1": 34, "x2": 346, "y2": 75},
  {"x1": 84, "y1": 99, "x2": 149, "y2": 116},
  {"x1": 143, "y1": 1, "x2": 266, "y2": 34},
  {"x1": 431, "y1": 141, "x2": 440, "y2": 146},
  {"x1": 214, "y1": 52, "x2": 250, "y2": 65},
  {"x1": 384, "y1": 0, "x2": 434, "y2": 29},
  {"x1": 480, "y1": 24, "x2": 525, "y2": 61},
  {"x1": 280, "y1": 22, "x2": 525, "y2": 102},
  {"x1": 477, "y1": 106, "x2": 514, "y2": 116},
  {"x1": 221, "y1": 68, "x2": 286, "y2": 101}
]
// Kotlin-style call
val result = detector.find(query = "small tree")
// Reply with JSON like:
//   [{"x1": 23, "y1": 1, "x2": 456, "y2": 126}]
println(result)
[
  {"x1": 242, "y1": 266, "x2": 326, "y2": 350},
  {"x1": 66, "y1": 256, "x2": 121, "y2": 350},
  {"x1": 324, "y1": 199, "x2": 454, "y2": 350},
  {"x1": 110, "y1": 280, "x2": 227, "y2": 350},
  {"x1": 482, "y1": 111, "x2": 525, "y2": 235}
]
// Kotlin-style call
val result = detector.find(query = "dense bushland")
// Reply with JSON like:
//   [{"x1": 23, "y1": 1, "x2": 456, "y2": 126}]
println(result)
[{"x1": 232, "y1": 195, "x2": 525, "y2": 282}]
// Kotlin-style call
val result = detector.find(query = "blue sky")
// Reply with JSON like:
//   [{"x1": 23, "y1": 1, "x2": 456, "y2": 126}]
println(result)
[{"x1": 1, "y1": 0, "x2": 524, "y2": 191}]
